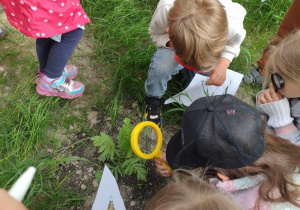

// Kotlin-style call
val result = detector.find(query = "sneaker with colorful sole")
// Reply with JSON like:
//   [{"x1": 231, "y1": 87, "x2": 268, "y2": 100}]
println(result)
[{"x1": 36, "y1": 75, "x2": 84, "y2": 99}]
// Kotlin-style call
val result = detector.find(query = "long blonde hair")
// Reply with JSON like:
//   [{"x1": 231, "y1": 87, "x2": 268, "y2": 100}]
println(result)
[
  {"x1": 263, "y1": 30, "x2": 300, "y2": 88},
  {"x1": 216, "y1": 134, "x2": 300, "y2": 208},
  {"x1": 145, "y1": 170, "x2": 240, "y2": 210},
  {"x1": 168, "y1": 0, "x2": 228, "y2": 72}
]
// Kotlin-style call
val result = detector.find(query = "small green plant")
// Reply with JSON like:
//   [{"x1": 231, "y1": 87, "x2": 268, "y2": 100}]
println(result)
[{"x1": 92, "y1": 118, "x2": 147, "y2": 181}]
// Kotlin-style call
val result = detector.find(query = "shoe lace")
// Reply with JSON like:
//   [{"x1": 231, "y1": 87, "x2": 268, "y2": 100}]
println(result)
[{"x1": 63, "y1": 78, "x2": 71, "y2": 86}]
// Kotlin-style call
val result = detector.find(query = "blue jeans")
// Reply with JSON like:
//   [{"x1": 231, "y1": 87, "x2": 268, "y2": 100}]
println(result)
[
  {"x1": 145, "y1": 47, "x2": 209, "y2": 97},
  {"x1": 36, "y1": 28, "x2": 84, "y2": 78},
  {"x1": 145, "y1": 47, "x2": 184, "y2": 97}
]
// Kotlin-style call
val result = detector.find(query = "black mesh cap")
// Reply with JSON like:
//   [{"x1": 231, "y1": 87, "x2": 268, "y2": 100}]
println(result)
[{"x1": 166, "y1": 94, "x2": 266, "y2": 170}]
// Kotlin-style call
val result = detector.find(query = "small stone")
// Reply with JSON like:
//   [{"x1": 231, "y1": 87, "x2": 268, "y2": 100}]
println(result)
[
  {"x1": 0, "y1": 66, "x2": 4, "y2": 72},
  {"x1": 76, "y1": 170, "x2": 82, "y2": 175},
  {"x1": 81, "y1": 184, "x2": 87, "y2": 190},
  {"x1": 87, "y1": 111, "x2": 99, "y2": 127},
  {"x1": 130, "y1": 201, "x2": 136, "y2": 206},
  {"x1": 47, "y1": 148, "x2": 54, "y2": 153},
  {"x1": 82, "y1": 133, "x2": 86, "y2": 137},
  {"x1": 83, "y1": 175, "x2": 88, "y2": 180},
  {"x1": 92, "y1": 180, "x2": 99, "y2": 188},
  {"x1": 88, "y1": 167, "x2": 93, "y2": 173},
  {"x1": 131, "y1": 101, "x2": 138, "y2": 109},
  {"x1": 69, "y1": 123, "x2": 77, "y2": 130}
]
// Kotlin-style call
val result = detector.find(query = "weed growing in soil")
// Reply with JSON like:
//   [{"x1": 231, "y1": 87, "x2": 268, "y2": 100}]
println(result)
[{"x1": 92, "y1": 118, "x2": 147, "y2": 181}]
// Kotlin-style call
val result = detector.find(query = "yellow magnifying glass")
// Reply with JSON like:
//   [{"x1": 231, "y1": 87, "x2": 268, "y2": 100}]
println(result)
[{"x1": 131, "y1": 121, "x2": 172, "y2": 173}]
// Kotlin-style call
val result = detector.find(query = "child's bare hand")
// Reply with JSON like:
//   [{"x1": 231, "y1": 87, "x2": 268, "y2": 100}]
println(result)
[
  {"x1": 257, "y1": 83, "x2": 283, "y2": 105},
  {"x1": 206, "y1": 58, "x2": 230, "y2": 86},
  {"x1": 154, "y1": 154, "x2": 171, "y2": 177}
]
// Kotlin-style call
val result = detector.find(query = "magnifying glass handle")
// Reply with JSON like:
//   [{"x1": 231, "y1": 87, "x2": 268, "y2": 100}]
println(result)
[
  {"x1": 156, "y1": 151, "x2": 172, "y2": 173},
  {"x1": 161, "y1": 161, "x2": 172, "y2": 173}
]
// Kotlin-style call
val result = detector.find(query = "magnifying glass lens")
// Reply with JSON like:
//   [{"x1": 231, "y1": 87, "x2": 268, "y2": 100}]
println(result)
[{"x1": 138, "y1": 126, "x2": 158, "y2": 155}]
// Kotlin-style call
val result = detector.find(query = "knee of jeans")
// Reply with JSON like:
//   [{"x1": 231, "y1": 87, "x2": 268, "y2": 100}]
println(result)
[{"x1": 149, "y1": 59, "x2": 180, "y2": 77}]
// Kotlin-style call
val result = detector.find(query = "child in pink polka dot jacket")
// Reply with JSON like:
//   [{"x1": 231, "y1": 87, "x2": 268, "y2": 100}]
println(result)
[{"x1": 0, "y1": 0, "x2": 90, "y2": 99}]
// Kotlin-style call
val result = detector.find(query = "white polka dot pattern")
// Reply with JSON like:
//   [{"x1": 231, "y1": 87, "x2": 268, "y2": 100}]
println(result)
[{"x1": 1, "y1": 0, "x2": 90, "y2": 38}]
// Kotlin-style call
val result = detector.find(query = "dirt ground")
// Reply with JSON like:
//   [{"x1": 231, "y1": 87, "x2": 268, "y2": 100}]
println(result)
[
  {"x1": 49, "y1": 36, "x2": 179, "y2": 209},
  {"x1": 56, "y1": 96, "x2": 179, "y2": 209}
]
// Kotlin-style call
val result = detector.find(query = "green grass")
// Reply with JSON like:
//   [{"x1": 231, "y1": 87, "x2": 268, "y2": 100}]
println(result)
[
  {"x1": 0, "y1": 29, "x2": 93, "y2": 208},
  {"x1": 0, "y1": 0, "x2": 293, "y2": 208}
]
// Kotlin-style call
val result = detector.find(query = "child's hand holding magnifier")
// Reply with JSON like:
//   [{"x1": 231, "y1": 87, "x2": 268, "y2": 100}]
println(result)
[
  {"x1": 131, "y1": 121, "x2": 172, "y2": 177},
  {"x1": 154, "y1": 153, "x2": 171, "y2": 177}
]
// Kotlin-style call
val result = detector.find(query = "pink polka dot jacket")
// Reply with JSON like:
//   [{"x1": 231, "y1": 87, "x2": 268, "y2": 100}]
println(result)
[{"x1": 0, "y1": 0, "x2": 90, "y2": 38}]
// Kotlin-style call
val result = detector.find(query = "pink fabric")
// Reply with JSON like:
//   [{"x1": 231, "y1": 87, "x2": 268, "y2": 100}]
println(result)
[
  {"x1": 215, "y1": 175, "x2": 270, "y2": 210},
  {"x1": 0, "y1": 0, "x2": 90, "y2": 38}
]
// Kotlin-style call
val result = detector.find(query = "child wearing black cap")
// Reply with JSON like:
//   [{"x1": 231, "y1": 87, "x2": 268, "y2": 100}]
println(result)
[{"x1": 155, "y1": 94, "x2": 300, "y2": 209}]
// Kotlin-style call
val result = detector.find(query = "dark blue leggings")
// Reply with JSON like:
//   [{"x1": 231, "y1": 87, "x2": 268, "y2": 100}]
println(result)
[{"x1": 36, "y1": 28, "x2": 84, "y2": 78}]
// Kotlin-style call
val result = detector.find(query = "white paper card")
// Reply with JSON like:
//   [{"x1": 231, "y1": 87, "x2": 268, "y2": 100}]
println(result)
[
  {"x1": 92, "y1": 165, "x2": 126, "y2": 210},
  {"x1": 165, "y1": 69, "x2": 243, "y2": 106}
]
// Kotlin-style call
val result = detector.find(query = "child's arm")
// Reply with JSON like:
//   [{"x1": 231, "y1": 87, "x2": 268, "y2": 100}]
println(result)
[
  {"x1": 221, "y1": 3, "x2": 246, "y2": 63},
  {"x1": 206, "y1": 57, "x2": 230, "y2": 86},
  {"x1": 256, "y1": 84, "x2": 300, "y2": 144},
  {"x1": 148, "y1": 4, "x2": 173, "y2": 47},
  {"x1": 154, "y1": 153, "x2": 171, "y2": 177},
  {"x1": 206, "y1": 3, "x2": 246, "y2": 86}
]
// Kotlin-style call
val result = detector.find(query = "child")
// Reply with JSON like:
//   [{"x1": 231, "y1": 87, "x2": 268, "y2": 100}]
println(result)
[
  {"x1": 256, "y1": 31, "x2": 300, "y2": 144},
  {"x1": 155, "y1": 94, "x2": 300, "y2": 209},
  {"x1": 145, "y1": 170, "x2": 240, "y2": 210},
  {"x1": 0, "y1": 0, "x2": 90, "y2": 99},
  {"x1": 144, "y1": 0, "x2": 246, "y2": 127},
  {"x1": 215, "y1": 134, "x2": 300, "y2": 209}
]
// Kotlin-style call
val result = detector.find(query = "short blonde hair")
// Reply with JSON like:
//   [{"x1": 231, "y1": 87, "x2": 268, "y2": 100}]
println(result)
[
  {"x1": 168, "y1": 0, "x2": 228, "y2": 71},
  {"x1": 263, "y1": 30, "x2": 300, "y2": 88},
  {"x1": 145, "y1": 170, "x2": 239, "y2": 210}
]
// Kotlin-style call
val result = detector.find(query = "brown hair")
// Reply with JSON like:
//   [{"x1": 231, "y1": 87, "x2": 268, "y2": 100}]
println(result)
[
  {"x1": 216, "y1": 133, "x2": 300, "y2": 208},
  {"x1": 263, "y1": 30, "x2": 300, "y2": 88},
  {"x1": 145, "y1": 170, "x2": 240, "y2": 210},
  {"x1": 168, "y1": 0, "x2": 228, "y2": 72}
]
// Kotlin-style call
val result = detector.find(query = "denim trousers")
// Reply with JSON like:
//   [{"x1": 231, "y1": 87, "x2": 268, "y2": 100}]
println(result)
[
  {"x1": 145, "y1": 47, "x2": 209, "y2": 98},
  {"x1": 36, "y1": 28, "x2": 83, "y2": 78},
  {"x1": 145, "y1": 47, "x2": 184, "y2": 97}
]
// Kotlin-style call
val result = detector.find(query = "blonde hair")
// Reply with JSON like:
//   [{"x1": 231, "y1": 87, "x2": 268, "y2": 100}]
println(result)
[
  {"x1": 216, "y1": 134, "x2": 300, "y2": 208},
  {"x1": 168, "y1": 0, "x2": 228, "y2": 72},
  {"x1": 145, "y1": 170, "x2": 239, "y2": 210},
  {"x1": 263, "y1": 30, "x2": 300, "y2": 88}
]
